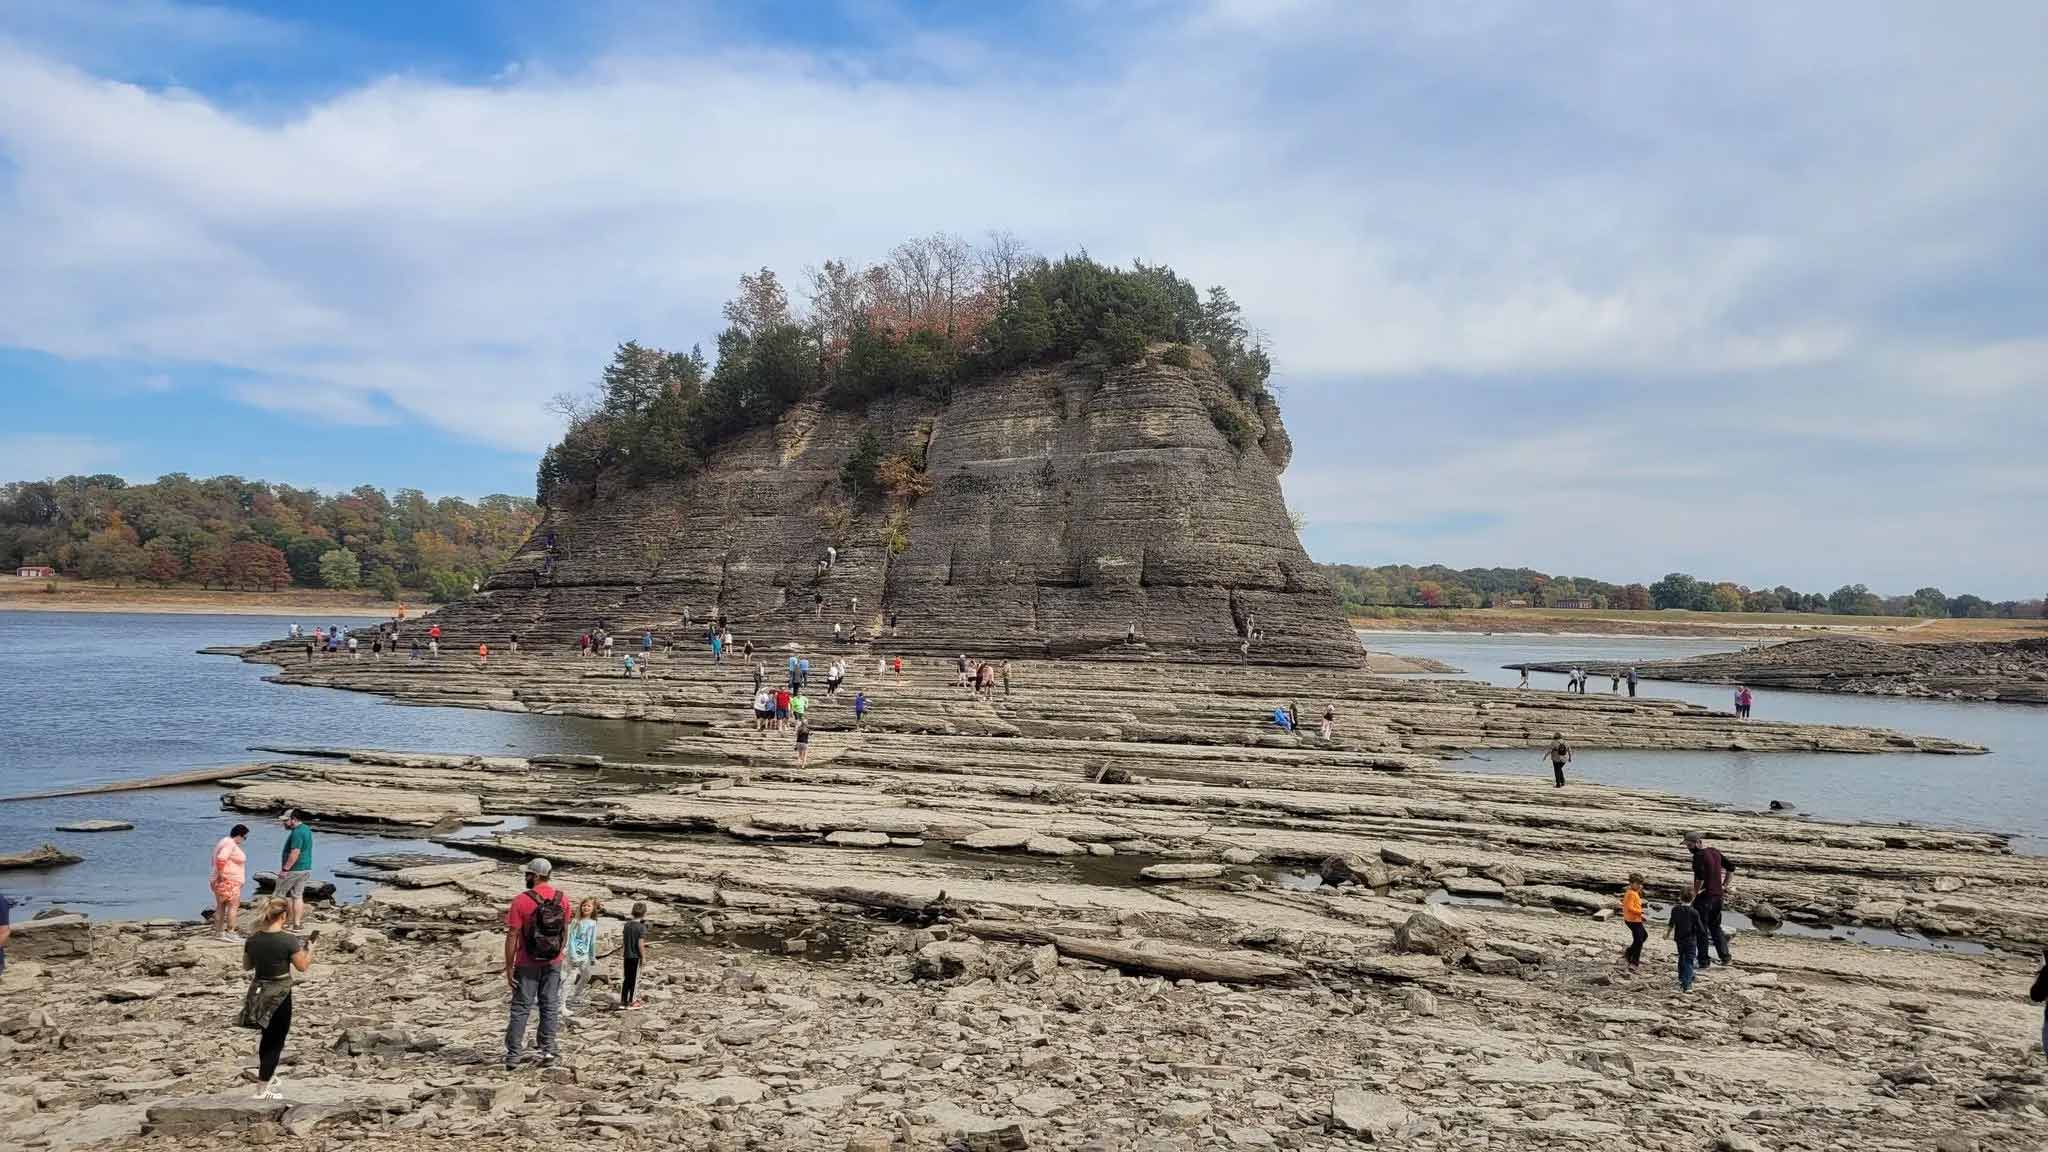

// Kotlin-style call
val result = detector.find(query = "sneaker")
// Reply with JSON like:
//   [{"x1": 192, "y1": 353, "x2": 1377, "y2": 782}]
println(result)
[
  {"x1": 538, "y1": 1052, "x2": 558, "y2": 1068},
  {"x1": 504, "y1": 1056, "x2": 521, "y2": 1072},
  {"x1": 219, "y1": 932, "x2": 244, "y2": 944},
  {"x1": 256, "y1": 1074, "x2": 284, "y2": 1100}
]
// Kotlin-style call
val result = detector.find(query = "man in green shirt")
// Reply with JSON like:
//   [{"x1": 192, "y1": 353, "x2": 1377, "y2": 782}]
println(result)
[
  {"x1": 277, "y1": 810, "x2": 315, "y2": 931},
  {"x1": 790, "y1": 692, "x2": 808, "y2": 722}
]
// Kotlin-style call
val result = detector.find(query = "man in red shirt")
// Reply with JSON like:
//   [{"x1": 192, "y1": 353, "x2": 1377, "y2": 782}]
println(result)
[
  {"x1": 503, "y1": 857, "x2": 570, "y2": 1070},
  {"x1": 774, "y1": 687, "x2": 792, "y2": 732}
]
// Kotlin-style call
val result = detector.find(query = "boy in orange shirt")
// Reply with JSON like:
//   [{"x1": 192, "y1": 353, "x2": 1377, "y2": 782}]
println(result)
[{"x1": 1619, "y1": 872, "x2": 1647, "y2": 973}]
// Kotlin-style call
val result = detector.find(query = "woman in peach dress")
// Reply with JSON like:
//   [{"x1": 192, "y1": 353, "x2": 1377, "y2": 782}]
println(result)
[{"x1": 211, "y1": 824, "x2": 250, "y2": 942}]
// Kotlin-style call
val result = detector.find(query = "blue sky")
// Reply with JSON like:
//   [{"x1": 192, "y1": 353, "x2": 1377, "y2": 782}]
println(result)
[{"x1": 2, "y1": 1, "x2": 2044, "y2": 595}]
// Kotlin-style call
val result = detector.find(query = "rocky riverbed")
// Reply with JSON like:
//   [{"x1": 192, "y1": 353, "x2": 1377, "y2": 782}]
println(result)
[
  {"x1": 1523, "y1": 637, "x2": 2048, "y2": 705},
  {"x1": 5, "y1": 647, "x2": 2040, "y2": 1149}
]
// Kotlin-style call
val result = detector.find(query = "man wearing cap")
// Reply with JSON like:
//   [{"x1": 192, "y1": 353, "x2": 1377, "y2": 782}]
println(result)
[
  {"x1": 503, "y1": 858, "x2": 571, "y2": 1070},
  {"x1": 1684, "y1": 832, "x2": 1737, "y2": 968},
  {"x1": 277, "y1": 811, "x2": 315, "y2": 932}
]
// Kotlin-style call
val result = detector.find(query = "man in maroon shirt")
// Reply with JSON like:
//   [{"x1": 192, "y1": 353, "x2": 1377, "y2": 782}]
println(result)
[
  {"x1": 1684, "y1": 832, "x2": 1737, "y2": 968},
  {"x1": 503, "y1": 858, "x2": 571, "y2": 1070}
]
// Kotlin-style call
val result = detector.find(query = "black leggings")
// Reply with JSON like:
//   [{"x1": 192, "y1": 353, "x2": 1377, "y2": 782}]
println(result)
[
  {"x1": 621, "y1": 957, "x2": 640, "y2": 1005},
  {"x1": 259, "y1": 994, "x2": 293, "y2": 1081},
  {"x1": 1624, "y1": 921, "x2": 1647, "y2": 966}
]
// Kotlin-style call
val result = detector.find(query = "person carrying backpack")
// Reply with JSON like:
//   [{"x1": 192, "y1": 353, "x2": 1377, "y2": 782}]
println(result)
[{"x1": 502, "y1": 858, "x2": 570, "y2": 1070}]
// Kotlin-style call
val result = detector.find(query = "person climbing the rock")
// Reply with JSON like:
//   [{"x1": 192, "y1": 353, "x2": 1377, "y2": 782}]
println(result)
[
  {"x1": 793, "y1": 717, "x2": 814, "y2": 765},
  {"x1": 1000, "y1": 660, "x2": 1011, "y2": 696},
  {"x1": 1125, "y1": 622, "x2": 1137, "y2": 645},
  {"x1": 1627, "y1": 666, "x2": 1639, "y2": 697},
  {"x1": 888, "y1": 612, "x2": 899, "y2": 638},
  {"x1": 240, "y1": 897, "x2": 314, "y2": 1100},
  {"x1": 371, "y1": 636, "x2": 381, "y2": 658},
  {"x1": 503, "y1": 858, "x2": 570, "y2": 1067},
  {"x1": 409, "y1": 638, "x2": 421, "y2": 662},
  {"x1": 815, "y1": 590, "x2": 825, "y2": 619},
  {"x1": 753, "y1": 688, "x2": 773, "y2": 734},
  {"x1": 956, "y1": 654, "x2": 971, "y2": 690},
  {"x1": 579, "y1": 632, "x2": 591, "y2": 658},
  {"x1": 1239, "y1": 639, "x2": 1251, "y2": 664},
  {"x1": 428, "y1": 637, "x2": 439, "y2": 660},
  {"x1": 891, "y1": 655, "x2": 902, "y2": 676},
  {"x1": 711, "y1": 629, "x2": 724, "y2": 664},
  {"x1": 798, "y1": 656, "x2": 811, "y2": 690},
  {"x1": 211, "y1": 823, "x2": 250, "y2": 942},
  {"x1": 510, "y1": 633, "x2": 520, "y2": 655},
  {"x1": 827, "y1": 659, "x2": 845, "y2": 699},
  {"x1": 1319, "y1": 704, "x2": 1335, "y2": 740},
  {"x1": 1669, "y1": 882, "x2": 1704, "y2": 992},
  {"x1": 826, "y1": 545, "x2": 837, "y2": 570},
  {"x1": 1619, "y1": 872, "x2": 1647, "y2": 973},
  {"x1": 742, "y1": 638, "x2": 753, "y2": 660},
  {"x1": 429, "y1": 623, "x2": 441, "y2": 645},
  {"x1": 601, "y1": 632, "x2": 614, "y2": 657},
  {"x1": 976, "y1": 661, "x2": 996, "y2": 699},
  {"x1": 1271, "y1": 706, "x2": 1293, "y2": 732},
  {"x1": 622, "y1": 653, "x2": 636, "y2": 679},
  {"x1": 1684, "y1": 832, "x2": 1736, "y2": 968},
  {"x1": 774, "y1": 686, "x2": 791, "y2": 732},
  {"x1": 1543, "y1": 734, "x2": 1572, "y2": 787},
  {"x1": 833, "y1": 621, "x2": 843, "y2": 645},
  {"x1": 853, "y1": 689, "x2": 869, "y2": 730},
  {"x1": 478, "y1": 642, "x2": 489, "y2": 668},
  {"x1": 752, "y1": 662, "x2": 765, "y2": 695},
  {"x1": 791, "y1": 689, "x2": 808, "y2": 729},
  {"x1": 787, "y1": 654, "x2": 800, "y2": 692}
]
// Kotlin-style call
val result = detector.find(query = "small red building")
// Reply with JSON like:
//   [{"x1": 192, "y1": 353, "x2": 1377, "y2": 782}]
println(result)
[{"x1": 16, "y1": 565, "x2": 55, "y2": 578}]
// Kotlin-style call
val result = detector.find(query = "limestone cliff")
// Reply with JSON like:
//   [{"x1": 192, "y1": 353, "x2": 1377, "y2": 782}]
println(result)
[{"x1": 446, "y1": 355, "x2": 1359, "y2": 665}]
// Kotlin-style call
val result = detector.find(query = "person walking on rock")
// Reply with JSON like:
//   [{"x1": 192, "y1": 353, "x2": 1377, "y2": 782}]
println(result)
[
  {"x1": 2031, "y1": 949, "x2": 2048, "y2": 1056},
  {"x1": 240, "y1": 897, "x2": 313, "y2": 1100},
  {"x1": 774, "y1": 686, "x2": 791, "y2": 732},
  {"x1": 1517, "y1": 666, "x2": 1529, "y2": 690},
  {"x1": 827, "y1": 659, "x2": 844, "y2": 699},
  {"x1": 1543, "y1": 734, "x2": 1572, "y2": 788},
  {"x1": 853, "y1": 689, "x2": 868, "y2": 730},
  {"x1": 211, "y1": 823, "x2": 250, "y2": 942},
  {"x1": 753, "y1": 688, "x2": 773, "y2": 734},
  {"x1": 620, "y1": 902, "x2": 648, "y2": 1010},
  {"x1": 503, "y1": 858, "x2": 570, "y2": 1069},
  {"x1": 276, "y1": 811, "x2": 314, "y2": 932},
  {"x1": 565, "y1": 897, "x2": 601, "y2": 1017},
  {"x1": 1684, "y1": 832, "x2": 1736, "y2": 968},
  {"x1": 478, "y1": 642, "x2": 490, "y2": 668},
  {"x1": 1619, "y1": 872, "x2": 1647, "y2": 973},
  {"x1": 1000, "y1": 660, "x2": 1011, "y2": 696},
  {"x1": 1319, "y1": 705, "x2": 1335, "y2": 741},
  {"x1": 794, "y1": 717, "x2": 813, "y2": 766},
  {"x1": 1669, "y1": 883, "x2": 1705, "y2": 992}
]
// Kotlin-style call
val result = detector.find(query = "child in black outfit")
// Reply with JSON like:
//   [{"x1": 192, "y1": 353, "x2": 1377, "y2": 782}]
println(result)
[
  {"x1": 621, "y1": 903, "x2": 647, "y2": 1010},
  {"x1": 1669, "y1": 882, "x2": 1706, "y2": 992}
]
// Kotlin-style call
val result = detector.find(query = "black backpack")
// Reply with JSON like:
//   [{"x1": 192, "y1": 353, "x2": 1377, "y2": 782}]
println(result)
[{"x1": 522, "y1": 890, "x2": 566, "y2": 962}]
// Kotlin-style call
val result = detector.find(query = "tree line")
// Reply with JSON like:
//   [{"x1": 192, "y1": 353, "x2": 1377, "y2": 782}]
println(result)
[
  {"x1": 1323, "y1": 563, "x2": 2046, "y2": 621},
  {"x1": 0, "y1": 473, "x2": 539, "y2": 601},
  {"x1": 537, "y1": 233, "x2": 1277, "y2": 507}
]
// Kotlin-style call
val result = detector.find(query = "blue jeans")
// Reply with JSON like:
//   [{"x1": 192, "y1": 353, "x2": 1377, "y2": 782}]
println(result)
[
  {"x1": 1677, "y1": 947, "x2": 1696, "y2": 991},
  {"x1": 507, "y1": 963, "x2": 562, "y2": 1061}
]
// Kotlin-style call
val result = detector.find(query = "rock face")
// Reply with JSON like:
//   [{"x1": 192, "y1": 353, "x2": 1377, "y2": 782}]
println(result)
[
  {"x1": 433, "y1": 358, "x2": 1360, "y2": 665},
  {"x1": 1526, "y1": 636, "x2": 2048, "y2": 705}
]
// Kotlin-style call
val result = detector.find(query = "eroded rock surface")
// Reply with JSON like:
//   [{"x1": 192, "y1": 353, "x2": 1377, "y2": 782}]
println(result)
[{"x1": 1528, "y1": 635, "x2": 2048, "y2": 705}]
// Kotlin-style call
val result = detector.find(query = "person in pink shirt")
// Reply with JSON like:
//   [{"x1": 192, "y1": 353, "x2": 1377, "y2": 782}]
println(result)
[{"x1": 211, "y1": 823, "x2": 250, "y2": 942}]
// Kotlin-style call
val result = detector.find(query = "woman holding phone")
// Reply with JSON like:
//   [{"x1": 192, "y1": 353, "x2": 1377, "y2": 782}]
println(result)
[{"x1": 239, "y1": 898, "x2": 315, "y2": 1099}]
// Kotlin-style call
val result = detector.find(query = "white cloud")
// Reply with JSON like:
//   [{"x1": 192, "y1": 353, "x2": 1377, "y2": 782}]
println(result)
[{"x1": 0, "y1": 1, "x2": 2044, "y2": 591}]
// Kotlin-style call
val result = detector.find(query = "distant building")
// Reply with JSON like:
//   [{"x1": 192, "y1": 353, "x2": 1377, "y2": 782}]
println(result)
[
  {"x1": 1553, "y1": 597, "x2": 1598, "y2": 610},
  {"x1": 16, "y1": 565, "x2": 55, "y2": 579},
  {"x1": 1496, "y1": 597, "x2": 1532, "y2": 609}
]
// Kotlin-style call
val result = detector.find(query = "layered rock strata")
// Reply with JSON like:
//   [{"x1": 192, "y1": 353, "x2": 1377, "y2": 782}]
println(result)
[{"x1": 432, "y1": 360, "x2": 1360, "y2": 665}]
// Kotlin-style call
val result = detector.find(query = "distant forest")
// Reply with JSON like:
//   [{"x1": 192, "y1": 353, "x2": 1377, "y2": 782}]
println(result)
[
  {"x1": 1321, "y1": 563, "x2": 2046, "y2": 621},
  {"x1": 0, "y1": 473, "x2": 539, "y2": 601}
]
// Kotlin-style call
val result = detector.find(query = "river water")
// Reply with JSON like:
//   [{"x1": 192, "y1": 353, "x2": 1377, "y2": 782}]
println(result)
[
  {"x1": 1365, "y1": 631, "x2": 2048, "y2": 852},
  {"x1": 0, "y1": 611, "x2": 676, "y2": 920},
  {"x1": 3, "y1": 613, "x2": 2043, "y2": 922}
]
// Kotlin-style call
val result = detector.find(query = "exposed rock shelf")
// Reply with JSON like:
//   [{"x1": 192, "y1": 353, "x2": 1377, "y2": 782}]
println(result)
[{"x1": 1524, "y1": 636, "x2": 2048, "y2": 704}]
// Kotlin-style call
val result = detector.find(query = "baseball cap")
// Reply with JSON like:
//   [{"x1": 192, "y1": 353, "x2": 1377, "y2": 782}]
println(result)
[{"x1": 525, "y1": 857, "x2": 553, "y2": 877}]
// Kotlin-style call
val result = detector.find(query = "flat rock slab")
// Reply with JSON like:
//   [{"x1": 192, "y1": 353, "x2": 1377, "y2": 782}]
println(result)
[
  {"x1": 0, "y1": 843, "x2": 82, "y2": 870},
  {"x1": 961, "y1": 829, "x2": 1032, "y2": 851},
  {"x1": 1441, "y1": 875, "x2": 1506, "y2": 898},
  {"x1": 1466, "y1": 1057, "x2": 1608, "y2": 1086},
  {"x1": 1582, "y1": 1005, "x2": 1663, "y2": 1024},
  {"x1": 824, "y1": 831, "x2": 891, "y2": 848},
  {"x1": 391, "y1": 860, "x2": 498, "y2": 888},
  {"x1": 1331, "y1": 1090, "x2": 1410, "y2": 1139},
  {"x1": 144, "y1": 1094, "x2": 289, "y2": 1133},
  {"x1": 102, "y1": 981, "x2": 164, "y2": 1003},
  {"x1": 1140, "y1": 862, "x2": 1228, "y2": 881},
  {"x1": 1024, "y1": 835, "x2": 1084, "y2": 856},
  {"x1": 669, "y1": 1076, "x2": 768, "y2": 1107},
  {"x1": 54, "y1": 820, "x2": 134, "y2": 833}
]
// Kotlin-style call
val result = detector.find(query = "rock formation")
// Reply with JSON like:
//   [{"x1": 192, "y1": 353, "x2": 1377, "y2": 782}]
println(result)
[
  {"x1": 430, "y1": 357, "x2": 1359, "y2": 665},
  {"x1": 1526, "y1": 636, "x2": 2048, "y2": 704}
]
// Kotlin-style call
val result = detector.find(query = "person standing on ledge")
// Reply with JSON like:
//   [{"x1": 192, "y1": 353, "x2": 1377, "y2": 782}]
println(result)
[
  {"x1": 1618, "y1": 872, "x2": 1647, "y2": 974},
  {"x1": 1684, "y1": 832, "x2": 1736, "y2": 968},
  {"x1": 1627, "y1": 666, "x2": 1639, "y2": 697},
  {"x1": 504, "y1": 858, "x2": 569, "y2": 1068},
  {"x1": 794, "y1": 717, "x2": 813, "y2": 766},
  {"x1": 1542, "y1": 734, "x2": 1572, "y2": 787},
  {"x1": 276, "y1": 811, "x2": 314, "y2": 932},
  {"x1": 211, "y1": 823, "x2": 249, "y2": 942}
]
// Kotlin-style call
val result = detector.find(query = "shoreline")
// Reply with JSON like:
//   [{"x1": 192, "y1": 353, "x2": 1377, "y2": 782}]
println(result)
[{"x1": 0, "y1": 585, "x2": 400, "y2": 618}]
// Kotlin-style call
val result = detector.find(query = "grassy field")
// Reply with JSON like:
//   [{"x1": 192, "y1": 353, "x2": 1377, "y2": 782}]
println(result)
[{"x1": 1348, "y1": 605, "x2": 2048, "y2": 642}]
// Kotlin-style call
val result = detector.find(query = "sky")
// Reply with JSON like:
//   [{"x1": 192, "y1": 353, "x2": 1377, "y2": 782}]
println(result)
[{"x1": 1, "y1": 1, "x2": 2044, "y2": 597}]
